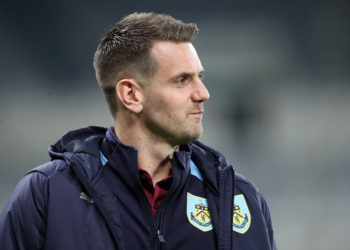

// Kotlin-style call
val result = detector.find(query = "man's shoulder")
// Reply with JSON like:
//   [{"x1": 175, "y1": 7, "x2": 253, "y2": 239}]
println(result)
[{"x1": 28, "y1": 159, "x2": 70, "y2": 179}]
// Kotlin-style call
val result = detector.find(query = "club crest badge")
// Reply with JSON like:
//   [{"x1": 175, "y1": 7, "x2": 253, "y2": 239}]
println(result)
[
  {"x1": 233, "y1": 194, "x2": 251, "y2": 234},
  {"x1": 187, "y1": 192, "x2": 213, "y2": 232}
]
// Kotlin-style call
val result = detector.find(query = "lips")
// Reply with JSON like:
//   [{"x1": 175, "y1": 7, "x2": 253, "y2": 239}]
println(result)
[
  {"x1": 190, "y1": 109, "x2": 204, "y2": 116},
  {"x1": 189, "y1": 104, "x2": 204, "y2": 116}
]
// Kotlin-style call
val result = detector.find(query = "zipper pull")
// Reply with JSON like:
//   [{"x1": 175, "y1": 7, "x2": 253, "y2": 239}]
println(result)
[{"x1": 157, "y1": 229, "x2": 166, "y2": 243}]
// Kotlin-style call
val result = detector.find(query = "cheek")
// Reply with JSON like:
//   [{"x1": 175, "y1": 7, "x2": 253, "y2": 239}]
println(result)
[
  {"x1": 145, "y1": 89, "x2": 189, "y2": 116},
  {"x1": 153, "y1": 94, "x2": 179, "y2": 111}
]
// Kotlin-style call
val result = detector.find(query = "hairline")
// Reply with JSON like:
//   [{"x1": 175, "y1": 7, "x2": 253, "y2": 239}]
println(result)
[{"x1": 117, "y1": 40, "x2": 195, "y2": 85}]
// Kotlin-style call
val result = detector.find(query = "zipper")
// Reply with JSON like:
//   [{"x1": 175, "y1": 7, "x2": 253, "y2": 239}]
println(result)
[
  {"x1": 154, "y1": 195, "x2": 168, "y2": 249},
  {"x1": 134, "y1": 172, "x2": 167, "y2": 249},
  {"x1": 157, "y1": 229, "x2": 166, "y2": 243},
  {"x1": 153, "y1": 160, "x2": 185, "y2": 249}
]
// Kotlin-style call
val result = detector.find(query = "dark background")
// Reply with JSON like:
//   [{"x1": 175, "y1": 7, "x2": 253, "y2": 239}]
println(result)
[{"x1": 1, "y1": 1, "x2": 349, "y2": 249}]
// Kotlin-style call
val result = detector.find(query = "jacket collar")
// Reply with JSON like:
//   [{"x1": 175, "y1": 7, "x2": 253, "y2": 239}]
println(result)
[
  {"x1": 49, "y1": 126, "x2": 106, "y2": 159},
  {"x1": 190, "y1": 140, "x2": 232, "y2": 194},
  {"x1": 101, "y1": 126, "x2": 193, "y2": 172},
  {"x1": 48, "y1": 126, "x2": 232, "y2": 194}
]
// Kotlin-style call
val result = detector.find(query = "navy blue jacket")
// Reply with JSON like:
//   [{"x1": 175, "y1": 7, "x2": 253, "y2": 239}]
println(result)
[{"x1": 0, "y1": 126, "x2": 277, "y2": 249}]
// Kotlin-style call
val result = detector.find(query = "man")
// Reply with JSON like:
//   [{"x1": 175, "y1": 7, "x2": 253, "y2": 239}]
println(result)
[{"x1": 0, "y1": 12, "x2": 277, "y2": 249}]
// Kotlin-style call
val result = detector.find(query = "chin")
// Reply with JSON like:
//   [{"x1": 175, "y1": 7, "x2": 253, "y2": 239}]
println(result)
[{"x1": 179, "y1": 131, "x2": 203, "y2": 144}]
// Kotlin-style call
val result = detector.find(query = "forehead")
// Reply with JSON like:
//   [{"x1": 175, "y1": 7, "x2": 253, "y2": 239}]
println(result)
[{"x1": 151, "y1": 41, "x2": 203, "y2": 78}]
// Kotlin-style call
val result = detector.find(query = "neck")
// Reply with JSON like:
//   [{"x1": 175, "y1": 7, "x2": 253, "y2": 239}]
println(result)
[{"x1": 114, "y1": 119, "x2": 177, "y2": 184}]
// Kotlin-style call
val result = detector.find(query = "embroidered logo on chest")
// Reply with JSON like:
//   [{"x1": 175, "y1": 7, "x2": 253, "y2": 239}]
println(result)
[
  {"x1": 233, "y1": 194, "x2": 251, "y2": 234},
  {"x1": 186, "y1": 192, "x2": 213, "y2": 232},
  {"x1": 186, "y1": 193, "x2": 251, "y2": 234}
]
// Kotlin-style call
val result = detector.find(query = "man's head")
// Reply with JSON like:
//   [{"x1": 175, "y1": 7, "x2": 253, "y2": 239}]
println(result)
[
  {"x1": 140, "y1": 41, "x2": 210, "y2": 145},
  {"x1": 93, "y1": 12, "x2": 199, "y2": 118}
]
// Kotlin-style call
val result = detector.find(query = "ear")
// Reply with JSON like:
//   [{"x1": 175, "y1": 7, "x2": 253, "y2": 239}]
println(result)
[{"x1": 116, "y1": 79, "x2": 143, "y2": 113}]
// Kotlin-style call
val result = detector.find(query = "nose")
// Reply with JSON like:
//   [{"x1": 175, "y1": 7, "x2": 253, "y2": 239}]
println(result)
[{"x1": 192, "y1": 79, "x2": 210, "y2": 102}]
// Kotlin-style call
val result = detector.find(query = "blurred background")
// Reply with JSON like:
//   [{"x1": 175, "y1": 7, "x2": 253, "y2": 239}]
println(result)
[{"x1": 1, "y1": 0, "x2": 349, "y2": 249}]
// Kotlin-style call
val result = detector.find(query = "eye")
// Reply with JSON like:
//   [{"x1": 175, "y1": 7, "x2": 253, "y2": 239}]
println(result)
[
  {"x1": 176, "y1": 75, "x2": 190, "y2": 85},
  {"x1": 198, "y1": 72, "x2": 205, "y2": 80}
]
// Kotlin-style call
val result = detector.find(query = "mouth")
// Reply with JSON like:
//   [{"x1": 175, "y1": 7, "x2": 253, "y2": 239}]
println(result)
[{"x1": 189, "y1": 110, "x2": 204, "y2": 117}]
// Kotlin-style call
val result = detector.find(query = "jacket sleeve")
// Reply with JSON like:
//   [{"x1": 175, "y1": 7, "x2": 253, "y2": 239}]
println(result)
[
  {"x1": 259, "y1": 192, "x2": 278, "y2": 250},
  {"x1": 0, "y1": 172, "x2": 48, "y2": 250}
]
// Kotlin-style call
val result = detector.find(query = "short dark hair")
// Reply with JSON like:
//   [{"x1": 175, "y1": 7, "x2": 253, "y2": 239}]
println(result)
[{"x1": 93, "y1": 12, "x2": 199, "y2": 118}]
